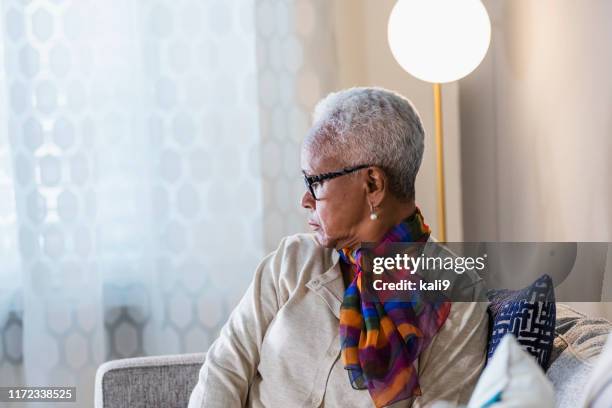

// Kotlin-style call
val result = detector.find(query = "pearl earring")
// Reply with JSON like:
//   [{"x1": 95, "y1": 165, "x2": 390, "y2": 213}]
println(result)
[{"x1": 369, "y1": 202, "x2": 378, "y2": 220}]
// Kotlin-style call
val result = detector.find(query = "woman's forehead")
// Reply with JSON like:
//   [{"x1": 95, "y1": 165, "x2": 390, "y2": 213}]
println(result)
[{"x1": 301, "y1": 147, "x2": 342, "y2": 173}]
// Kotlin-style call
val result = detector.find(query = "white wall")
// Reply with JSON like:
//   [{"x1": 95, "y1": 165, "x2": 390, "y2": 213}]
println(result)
[
  {"x1": 460, "y1": 0, "x2": 612, "y2": 318},
  {"x1": 333, "y1": 0, "x2": 465, "y2": 241}
]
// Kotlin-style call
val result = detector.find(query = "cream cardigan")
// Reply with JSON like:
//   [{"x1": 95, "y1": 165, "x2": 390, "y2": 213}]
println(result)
[{"x1": 189, "y1": 233, "x2": 488, "y2": 408}]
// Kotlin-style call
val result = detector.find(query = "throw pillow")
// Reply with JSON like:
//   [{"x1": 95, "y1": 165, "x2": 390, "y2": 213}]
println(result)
[
  {"x1": 429, "y1": 334, "x2": 555, "y2": 408},
  {"x1": 487, "y1": 274, "x2": 556, "y2": 368},
  {"x1": 469, "y1": 334, "x2": 555, "y2": 408}
]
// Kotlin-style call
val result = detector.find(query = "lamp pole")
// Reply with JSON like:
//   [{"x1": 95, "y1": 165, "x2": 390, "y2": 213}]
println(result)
[
  {"x1": 433, "y1": 83, "x2": 446, "y2": 242},
  {"x1": 388, "y1": 0, "x2": 491, "y2": 243}
]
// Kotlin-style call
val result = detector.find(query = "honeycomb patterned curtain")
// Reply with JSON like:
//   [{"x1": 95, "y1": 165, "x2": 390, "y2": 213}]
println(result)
[{"x1": 0, "y1": 0, "x2": 337, "y2": 403}]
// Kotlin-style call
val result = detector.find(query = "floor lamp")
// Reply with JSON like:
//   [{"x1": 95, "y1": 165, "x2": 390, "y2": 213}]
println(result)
[{"x1": 388, "y1": 0, "x2": 491, "y2": 241}]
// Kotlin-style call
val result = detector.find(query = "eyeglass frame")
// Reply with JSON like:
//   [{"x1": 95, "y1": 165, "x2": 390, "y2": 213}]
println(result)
[{"x1": 302, "y1": 164, "x2": 372, "y2": 201}]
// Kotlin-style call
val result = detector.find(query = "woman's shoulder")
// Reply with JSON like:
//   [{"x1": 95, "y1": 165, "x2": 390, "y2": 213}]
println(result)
[
  {"x1": 273, "y1": 232, "x2": 336, "y2": 268},
  {"x1": 276, "y1": 232, "x2": 324, "y2": 253},
  {"x1": 263, "y1": 232, "x2": 338, "y2": 289}
]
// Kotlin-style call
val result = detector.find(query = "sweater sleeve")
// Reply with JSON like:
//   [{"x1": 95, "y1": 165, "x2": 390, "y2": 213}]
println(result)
[{"x1": 188, "y1": 238, "x2": 291, "y2": 408}]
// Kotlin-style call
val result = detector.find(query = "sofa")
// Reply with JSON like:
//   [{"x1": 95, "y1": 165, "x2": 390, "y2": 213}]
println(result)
[{"x1": 94, "y1": 303, "x2": 611, "y2": 408}]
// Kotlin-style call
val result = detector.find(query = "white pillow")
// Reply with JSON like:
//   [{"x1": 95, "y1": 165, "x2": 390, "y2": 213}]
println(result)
[
  {"x1": 582, "y1": 334, "x2": 612, "y2": 408},
  {"x1": 467, "y1": 334, "x2": 554, "y2": 407},
  {"x1": 431, "y1": 334, "x2": 555, "y2": 408}
]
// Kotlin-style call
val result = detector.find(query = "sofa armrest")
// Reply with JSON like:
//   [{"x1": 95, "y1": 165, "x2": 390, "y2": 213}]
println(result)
[{"x1": 94, "y1": 353, "x2": 205, "y2": 408}]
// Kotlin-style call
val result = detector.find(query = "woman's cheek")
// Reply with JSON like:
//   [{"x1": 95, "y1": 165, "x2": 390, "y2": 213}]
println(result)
[{"x1": 317, "y1": 205, "x2": 337, "y2": 233}]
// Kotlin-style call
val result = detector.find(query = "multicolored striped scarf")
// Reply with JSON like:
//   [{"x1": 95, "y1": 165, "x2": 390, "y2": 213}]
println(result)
[{"x1": 338, "y1": 208, "x2": 451, "y2": 407}]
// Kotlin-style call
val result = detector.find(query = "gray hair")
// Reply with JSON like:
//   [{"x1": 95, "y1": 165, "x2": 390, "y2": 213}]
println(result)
[{"x1": 305, "y1": 87, "x2": 425, "y2": 200}]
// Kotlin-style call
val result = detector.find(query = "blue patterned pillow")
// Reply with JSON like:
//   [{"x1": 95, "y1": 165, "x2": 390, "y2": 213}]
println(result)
[{"x1": 486, "y1": 274, "x2": 556, "y2": 368}]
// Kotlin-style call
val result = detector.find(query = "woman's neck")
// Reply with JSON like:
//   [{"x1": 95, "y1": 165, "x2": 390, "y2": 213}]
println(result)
[
  {"x1": 339, "y1": 200, "x2": 417, "y2": 287},
  {"x1": 335, "y1": 200, "x2": 417, "y2": 251},
  {"x1": 362, "y1": 200, "x2": 417, "y2": 243}
]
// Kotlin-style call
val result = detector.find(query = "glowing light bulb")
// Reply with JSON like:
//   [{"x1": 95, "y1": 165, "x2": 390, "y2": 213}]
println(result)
[{"x1": 388, "y1": 0, "x2": 491, "y2": 83}]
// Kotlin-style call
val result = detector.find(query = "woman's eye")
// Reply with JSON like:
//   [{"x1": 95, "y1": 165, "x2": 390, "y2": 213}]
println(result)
[{"x1": 312, "y1": 181, "x2": 323, "y2": 192}]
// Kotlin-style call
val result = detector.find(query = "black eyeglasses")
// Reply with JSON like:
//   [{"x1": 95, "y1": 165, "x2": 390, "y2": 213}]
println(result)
[{"x1": 302, "y1": 164, "x2": 372, "y2": 200}]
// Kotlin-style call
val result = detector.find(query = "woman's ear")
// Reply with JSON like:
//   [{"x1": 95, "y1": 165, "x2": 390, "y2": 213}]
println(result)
[{"x1": 365, "y1": 167, "x2": 386, "y2": 206}]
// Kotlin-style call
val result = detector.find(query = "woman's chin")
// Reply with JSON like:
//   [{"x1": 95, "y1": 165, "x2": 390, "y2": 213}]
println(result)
[{"x1": 313, "y1": 230, "x2": 337, "y2": 249}]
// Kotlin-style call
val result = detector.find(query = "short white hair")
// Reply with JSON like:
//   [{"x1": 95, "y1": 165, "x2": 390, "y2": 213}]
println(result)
[{"x1": 305, "y1": 87, "x2": 425, "y2": 200}]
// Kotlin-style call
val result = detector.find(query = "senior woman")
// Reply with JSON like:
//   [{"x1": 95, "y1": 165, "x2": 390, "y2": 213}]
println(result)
[{"x1": 189, "y1": 87, "x2": 488, "y2": 408}]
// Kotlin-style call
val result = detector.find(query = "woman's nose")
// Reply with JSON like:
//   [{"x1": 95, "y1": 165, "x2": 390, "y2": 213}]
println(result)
[{"x1": 301, "y1": 189, "x2": 315, "y2": 210}]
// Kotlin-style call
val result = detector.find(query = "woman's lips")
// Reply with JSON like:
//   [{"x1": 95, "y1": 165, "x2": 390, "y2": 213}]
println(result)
[{"x1": 308, "y1": 222, "x2": 320, "y2": 230}]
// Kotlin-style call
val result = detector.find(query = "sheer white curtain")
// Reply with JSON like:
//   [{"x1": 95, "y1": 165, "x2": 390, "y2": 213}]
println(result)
[{"x1": 0, "y1": 0, "x2": 337, "y2": 405}]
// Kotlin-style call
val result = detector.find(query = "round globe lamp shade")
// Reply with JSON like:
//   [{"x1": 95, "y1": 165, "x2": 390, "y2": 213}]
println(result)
[{"x1": 388, "y1": 0, "x2": 491, "y2": 83}]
